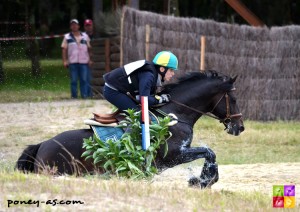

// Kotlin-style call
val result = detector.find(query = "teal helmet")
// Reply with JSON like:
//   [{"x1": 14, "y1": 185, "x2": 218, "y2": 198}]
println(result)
[{"x1": 153, "y1": 51, "x2": 178, "y2": 70}]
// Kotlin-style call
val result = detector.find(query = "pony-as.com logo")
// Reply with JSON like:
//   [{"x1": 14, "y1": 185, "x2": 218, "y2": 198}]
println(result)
[{"x1": 273, "y1": 185, "x2": 295, "y2": 208}]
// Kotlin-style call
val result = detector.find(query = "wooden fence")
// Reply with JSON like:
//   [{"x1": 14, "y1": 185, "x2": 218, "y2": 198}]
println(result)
[{"x1": 90, "y1": 37, "x2": 120, "y2": 98}]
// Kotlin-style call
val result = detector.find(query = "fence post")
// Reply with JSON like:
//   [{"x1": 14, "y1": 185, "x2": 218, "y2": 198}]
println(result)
[
  {"x1": 145, "y1": 24, "x2": 151, "y2": 60},
  {"x1": 120, "y1": 12, "x2": 124, "y2": 67},
  {"x1": 105, "y1": 38, "x2": 110, "y2": 72},
  {"x1": 200, "y1": 36, "x2": 206, "y2": 72}
]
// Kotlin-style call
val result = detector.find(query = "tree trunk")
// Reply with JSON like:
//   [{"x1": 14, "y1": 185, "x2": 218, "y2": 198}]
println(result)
[
  {"x1": 0, "y1": 43, "x2": 4, "y2": 83},
  {"x1": 93, "y1": 0, "x2": 103, "y2": 37},
  {"x1": 70, "y1": 0, "x2": 78, "y2": 19},
  {"x1": 128, "y1": 0, "x2": 139, "y2": 9},
  {"x1": 170, "y1": 0, "x2": 179, "y2": 16},
  {"x1": 93, "y1": 0, "x2": 103, "y2": 20},
  {"x1": 26, "y1": 1, "x2": 41, "y2": 77}
]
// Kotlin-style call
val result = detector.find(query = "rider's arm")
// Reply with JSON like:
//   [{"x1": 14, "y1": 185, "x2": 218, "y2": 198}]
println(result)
[{"x1": 138, "y1": 71, "x2": 158, "y2": 106}]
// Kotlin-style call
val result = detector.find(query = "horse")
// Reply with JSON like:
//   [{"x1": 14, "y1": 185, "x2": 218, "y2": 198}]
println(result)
[{"x1": 16, "y1": 70, "x2": 244, "y2": 188}]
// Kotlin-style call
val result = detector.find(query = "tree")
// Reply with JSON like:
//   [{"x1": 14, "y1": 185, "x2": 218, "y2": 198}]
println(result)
[
  {"x1": 128, "y1": 0, "x2": 139, "y2": 9},
  {"x1": 0, "y1": 43, "x2": 3, "y2": 83},
  {"x1": 25, "y1": 0, "x2": 41, "y2": 77}
]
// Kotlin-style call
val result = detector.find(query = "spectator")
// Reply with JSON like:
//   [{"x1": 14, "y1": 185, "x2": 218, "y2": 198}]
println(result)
[
  {"x1": 61, "y1": 19, "x2": 91, "y2": 99},
  {"x1": 84, "y1": 19, "x2": 94, "y2": 40},
  {"x1": 84, "y1": 19, "x2": 94, "y2": 97}
]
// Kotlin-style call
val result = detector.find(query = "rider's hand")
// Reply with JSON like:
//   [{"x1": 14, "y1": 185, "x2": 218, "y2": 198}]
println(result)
[{"x1": 156, "y1": 94, "x2": 171, "y2": 104}]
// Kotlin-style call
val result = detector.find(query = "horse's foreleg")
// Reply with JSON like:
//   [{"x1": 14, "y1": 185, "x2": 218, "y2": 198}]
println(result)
[
  {"x1": 176, "y1": 146, "x2": 216, "y2": 163},
  {"x1": 175, "y1": 146, "x2": 219, "y2": 189}
]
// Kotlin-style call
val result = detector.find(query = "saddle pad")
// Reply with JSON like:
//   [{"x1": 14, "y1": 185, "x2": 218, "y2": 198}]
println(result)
[
  {"x1": 149, "y1": 111, "x2": 158, "y2": 124},
  {"x1": 88, "y1": 111, "x2": 159, "y2": 142},
  {"x1": 91, "y1": 125, "x2": 124, "y2": 142},
  {"x1": 84, "y1": 119, "x2": 117, "y2": 127}
]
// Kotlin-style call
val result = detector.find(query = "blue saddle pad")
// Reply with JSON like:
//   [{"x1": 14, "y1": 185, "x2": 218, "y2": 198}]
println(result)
[{"x1": 91, "y1": 125, "x2": 124, "y2": 142}]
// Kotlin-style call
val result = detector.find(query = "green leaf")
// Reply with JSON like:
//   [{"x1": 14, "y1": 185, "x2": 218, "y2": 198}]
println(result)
[
  {"x1": 148, "y1": 146, "x2": 155, "y2": 152},
  {"x1": 116, "y1": 166, "x2": 127, "y2": 172},
  {"x1": 103, "y1": 160, "x2": 114, "y2": 171},
  {"x1": 94, "y1": 157, "x2": 102, "y2": 165},
  {"x1": 127, "y1": 161, "x2": 142, "y2": 173},
  {"x1": 163, "y1": 141, "x2": 168, "y2": 158},
  {"x1": 81, "y1": 150, "x2": 92, "y2": 158}
]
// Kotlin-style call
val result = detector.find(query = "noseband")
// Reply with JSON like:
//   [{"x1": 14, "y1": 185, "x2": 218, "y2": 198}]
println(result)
[{"x1": 210, "y1": 92, "x2": 243, "y2": 123}]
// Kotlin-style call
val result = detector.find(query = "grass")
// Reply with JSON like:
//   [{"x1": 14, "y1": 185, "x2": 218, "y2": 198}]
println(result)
[
  {"x1": 0, "y1": 170, "x2": 272, "y2": 211},
  {"x1": 193, "y1": 118, "x2": 300, "y2": 165},
  {"x1": 0, "y1": 59, "x2": 70, "y2": 102}
]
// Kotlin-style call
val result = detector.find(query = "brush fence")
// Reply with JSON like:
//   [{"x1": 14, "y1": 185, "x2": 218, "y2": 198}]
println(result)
[{"x1": 120, "y1": 7, "x2": 300, "y2": 121}]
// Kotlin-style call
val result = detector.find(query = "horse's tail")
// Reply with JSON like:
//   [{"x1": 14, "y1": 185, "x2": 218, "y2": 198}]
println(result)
[{"x1": 16, "y1": 143, "x2": 41, "y2": 173}]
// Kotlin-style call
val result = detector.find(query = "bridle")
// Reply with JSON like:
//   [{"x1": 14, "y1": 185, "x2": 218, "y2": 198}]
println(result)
[
  {"x1": 168, "y1": 90, "x2": 242, "y2": 125},
  {"x1": 209, "y1": 92, "x2": 243, "y2": 124}
]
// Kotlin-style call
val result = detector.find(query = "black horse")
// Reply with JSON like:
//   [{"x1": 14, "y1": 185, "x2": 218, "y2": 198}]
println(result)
[{"x1": 16, "y1": 70, "x2": 244, "y2": 188}]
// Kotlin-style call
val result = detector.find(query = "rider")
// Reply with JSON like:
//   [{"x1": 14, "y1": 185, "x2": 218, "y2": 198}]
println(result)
[{"x1": 103, "y1": 51, "x2": 178, "y2": 111}]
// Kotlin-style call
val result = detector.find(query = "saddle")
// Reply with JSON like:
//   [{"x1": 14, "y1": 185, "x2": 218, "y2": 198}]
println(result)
[
  {"x1": 93, "y1": 110, "x2": 123, "y2": 124},
  {"x1": 85, "y1": 108, "x2": 178, "y2": 127}
]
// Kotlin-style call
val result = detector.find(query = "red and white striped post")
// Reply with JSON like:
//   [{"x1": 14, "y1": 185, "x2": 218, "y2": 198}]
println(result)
[{"x1": 141, "y1": 96, "x2": 150, "y2": 150}]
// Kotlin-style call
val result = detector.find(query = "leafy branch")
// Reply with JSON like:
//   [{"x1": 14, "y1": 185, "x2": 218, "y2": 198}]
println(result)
[{"x1": 82, "y1": 109, "x2": 171, "y2": 179}]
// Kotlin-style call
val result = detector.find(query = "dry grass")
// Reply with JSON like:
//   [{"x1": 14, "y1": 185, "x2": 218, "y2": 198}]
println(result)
[{"x1": 0, "y1": 171, "x2": 272, "y2": 211}]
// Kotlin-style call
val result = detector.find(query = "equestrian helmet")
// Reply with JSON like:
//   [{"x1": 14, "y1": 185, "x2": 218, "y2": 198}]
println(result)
[{"x1": 153, "y1": 51, "x2": 178, "y2": 70}]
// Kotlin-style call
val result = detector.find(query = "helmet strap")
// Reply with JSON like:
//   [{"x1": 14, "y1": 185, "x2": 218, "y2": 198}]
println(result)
[{"x1": 158, "y1": 67, "x2": 168, "y2": 82}]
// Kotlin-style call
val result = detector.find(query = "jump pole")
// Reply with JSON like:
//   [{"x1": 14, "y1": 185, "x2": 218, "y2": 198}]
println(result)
[{"x1": 141, "y1": 96, "x2": 150, "y2": 150}]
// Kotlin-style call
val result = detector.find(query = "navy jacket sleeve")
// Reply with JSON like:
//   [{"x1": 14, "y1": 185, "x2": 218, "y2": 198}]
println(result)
[{"x1": 138, "y1": 70, "x2": 158, "y2": 106}]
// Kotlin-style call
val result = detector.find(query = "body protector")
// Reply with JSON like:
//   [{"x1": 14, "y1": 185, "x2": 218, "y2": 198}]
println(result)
[{"x1": 103, "y1": 60, "x2": 160, "y2": 105}]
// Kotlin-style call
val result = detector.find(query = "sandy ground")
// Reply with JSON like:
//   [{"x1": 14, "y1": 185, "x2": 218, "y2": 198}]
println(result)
[
  {"x1": 153, "y1": 163, "x2": 300, "y2": 202},
  {"x1": 0, "y1": 100, "x2": 299, "y2": 203}
]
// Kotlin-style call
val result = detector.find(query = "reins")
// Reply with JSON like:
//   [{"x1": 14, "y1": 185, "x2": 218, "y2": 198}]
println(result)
[
  {"x1": 165, "y1": 92, "x2": 242, "y2": 124},
  {"x1": 170, "y1": 99, "x2": 221, "y2": 120}
]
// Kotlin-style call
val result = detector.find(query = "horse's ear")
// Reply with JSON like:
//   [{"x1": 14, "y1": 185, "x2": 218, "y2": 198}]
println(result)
[{"x1": 230, "y1": 75, "x2": 238, "y2": 83}]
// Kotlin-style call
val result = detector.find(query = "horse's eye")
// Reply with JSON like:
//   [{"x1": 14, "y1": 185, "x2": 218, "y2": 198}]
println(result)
[{"x1": 224, "y1": 118, "x2": 231, "y2": 124}]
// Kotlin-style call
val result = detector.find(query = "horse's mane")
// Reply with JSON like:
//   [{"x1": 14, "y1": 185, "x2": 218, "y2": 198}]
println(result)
[{"x1": 163, "y1": 70, "x2": 229, "y2": 91}]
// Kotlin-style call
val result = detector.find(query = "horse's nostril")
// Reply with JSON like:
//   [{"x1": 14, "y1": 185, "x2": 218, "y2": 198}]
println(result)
[{"x1": 240, "y1": 126, "x2": 245, "y2": 132}]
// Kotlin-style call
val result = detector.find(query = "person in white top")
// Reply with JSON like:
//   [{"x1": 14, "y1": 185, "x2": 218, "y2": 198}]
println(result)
[{"x1": 61, "y1": 19, "x2": 92, "y2": 98}]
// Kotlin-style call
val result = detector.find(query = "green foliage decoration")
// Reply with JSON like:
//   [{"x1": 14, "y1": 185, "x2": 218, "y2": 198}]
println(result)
[{"x1": 82, "y1": 109, "x2": 171, "y2": 179}]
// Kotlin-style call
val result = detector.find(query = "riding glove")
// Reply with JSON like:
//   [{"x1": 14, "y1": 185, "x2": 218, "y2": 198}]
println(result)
[{"x1": 156, "y1": 94, "x2": 171, "y2": 104}]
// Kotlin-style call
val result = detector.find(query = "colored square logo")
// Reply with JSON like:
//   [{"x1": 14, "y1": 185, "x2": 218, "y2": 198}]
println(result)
[
  {"x1": 284, "y1": 196, "x2": 295, "y2": 208},
  {"x1": 273, "y1": 197, "x2": 284, "y2": 208},
  {"x1": 273, "y1": 185, "x2": 296, "y2": 208},
  {"x1": 273, "y1": 185, "x2": 284, "y2": 197},
  {"x1": 284, "y1": 185, "x2": 295, "y2": 196}
]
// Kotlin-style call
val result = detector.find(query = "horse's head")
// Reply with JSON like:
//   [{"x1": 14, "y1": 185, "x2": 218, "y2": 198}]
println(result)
[
  {"x1": 161, "y1": 70, "x2": 244, "y2": 136},
  {"x1": 208, "y1": 74, "x2": 244, "y2": 136}
]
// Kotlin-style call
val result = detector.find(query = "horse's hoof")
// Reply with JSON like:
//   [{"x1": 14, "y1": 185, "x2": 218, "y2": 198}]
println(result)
[{"x1": 188, "y1": 176, "x2": 201, "y2": 187}]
